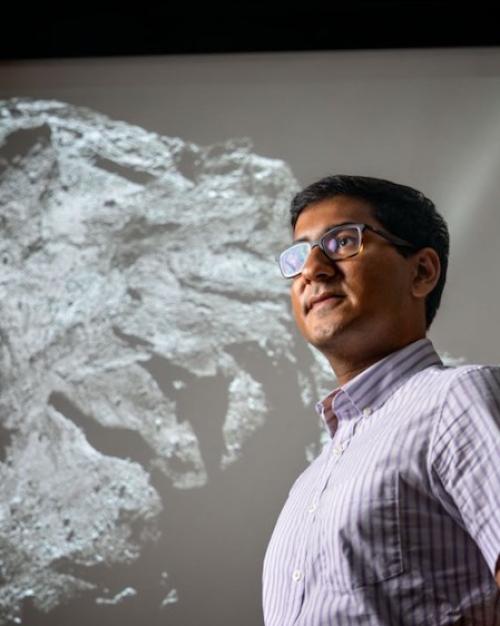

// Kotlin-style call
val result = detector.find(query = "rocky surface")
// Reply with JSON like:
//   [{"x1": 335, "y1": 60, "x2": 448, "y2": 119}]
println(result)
[{"x1": 0, "y1": 98, "x2": 336, "y2": 624}]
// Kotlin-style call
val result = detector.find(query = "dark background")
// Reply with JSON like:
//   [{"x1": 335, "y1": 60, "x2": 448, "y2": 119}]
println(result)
[{"x1": 2, "y1": 1, "x2": 499, "y2": 60}]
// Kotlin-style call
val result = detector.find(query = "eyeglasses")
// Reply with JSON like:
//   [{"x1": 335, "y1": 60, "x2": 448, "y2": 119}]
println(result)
[{"x1": 278, "y1": 222, "x2": 416, "y2": 278}]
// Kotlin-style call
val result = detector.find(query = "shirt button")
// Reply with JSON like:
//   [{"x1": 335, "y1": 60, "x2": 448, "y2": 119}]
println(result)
[
  {"x1": 363, "y1": 406, "x2": 372, "y2": 416},
  {"x1": 308, "y1": 502, "x2": 317, "y2": 513},
  {"x1": 332, "y1": 445, "x2": 343, "y2": 457},
  {"x1": 292, "y1": 569, "x2": 303, "y2": 582}
]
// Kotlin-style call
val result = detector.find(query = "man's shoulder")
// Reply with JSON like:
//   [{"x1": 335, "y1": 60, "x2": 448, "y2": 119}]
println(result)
[
  {"x1": 428, "y1": 362, "x2": 500, "y2": 447},
  {"x1": 439, "y1": 362, "x2": 500, "y2": 405},
  {"x1": 395, "y1": 360, "x2": 500, "y2": 416},
  {"x1": 430, "y1": 362, "x2": 500, "y2": 482},
  {"x1": 437, "y1": 362, "x2": 500, "y2": 391},
  {"x1": 412, "y1": 359, "x2": 500, "y2": 388}
]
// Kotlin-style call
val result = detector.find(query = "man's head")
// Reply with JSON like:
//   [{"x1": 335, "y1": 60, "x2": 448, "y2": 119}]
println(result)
[{"x1": 284, "y1": 175, "x2": 449, "y2": 366}]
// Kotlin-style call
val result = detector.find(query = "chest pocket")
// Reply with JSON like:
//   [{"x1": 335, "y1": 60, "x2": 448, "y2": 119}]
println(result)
[{"x1": 318, "y1": 470, "x2": 404, "y2": 591}]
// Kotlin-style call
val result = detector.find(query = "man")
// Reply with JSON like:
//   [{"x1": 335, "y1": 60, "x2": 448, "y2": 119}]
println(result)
[{"x1": 262, "y1": 175, "x2": 500, "y2": 625}]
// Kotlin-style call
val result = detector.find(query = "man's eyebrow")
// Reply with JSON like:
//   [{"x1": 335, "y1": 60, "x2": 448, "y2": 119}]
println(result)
[{"x1": 293, "y1": 221, "x2": 354, "y2": 243}]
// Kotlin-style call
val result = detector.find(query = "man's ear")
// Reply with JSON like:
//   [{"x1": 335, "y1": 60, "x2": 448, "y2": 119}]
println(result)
[{"x1": 410, "y1": 247, "x2": 441, "y2": 299}]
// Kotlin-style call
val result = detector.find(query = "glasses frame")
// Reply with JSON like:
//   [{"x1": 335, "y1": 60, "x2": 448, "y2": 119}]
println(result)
[{"x1": 278, "y1": 222, "x2": 416, "y2": 278}]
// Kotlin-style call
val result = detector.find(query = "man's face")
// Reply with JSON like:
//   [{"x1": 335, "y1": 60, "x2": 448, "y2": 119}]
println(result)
[{"x1": 290, "y1": 195, "x2": 417, "y2": 357}]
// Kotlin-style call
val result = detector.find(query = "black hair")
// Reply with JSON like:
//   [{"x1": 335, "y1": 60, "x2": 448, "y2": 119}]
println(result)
[{"x1": 290, "y1": 175, "x2": 449, "y2": 329}]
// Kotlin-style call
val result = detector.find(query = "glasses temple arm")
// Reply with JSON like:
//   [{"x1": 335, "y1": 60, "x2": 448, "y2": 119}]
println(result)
[{"x1": 367, "y1": 225, "x2": 416, "y2": 249}]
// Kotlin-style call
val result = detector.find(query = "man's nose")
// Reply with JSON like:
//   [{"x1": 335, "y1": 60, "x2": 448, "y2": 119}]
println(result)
[{"x1": 301, "y1": 245, "x2": 338, "y2": 281}]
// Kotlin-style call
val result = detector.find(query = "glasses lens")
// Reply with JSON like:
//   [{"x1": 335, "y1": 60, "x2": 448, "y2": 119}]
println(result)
[
  {"x1": 279, "y1": 242, "x2": 310, "y2": 277},
  {"x1": 323, "y1": 226, "x2": 361, "y2": 259}
]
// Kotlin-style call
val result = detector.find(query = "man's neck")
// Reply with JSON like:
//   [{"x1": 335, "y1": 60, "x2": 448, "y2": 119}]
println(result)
[{"x1": 324, "y1": 334, "x2": 426, "y2": 387}]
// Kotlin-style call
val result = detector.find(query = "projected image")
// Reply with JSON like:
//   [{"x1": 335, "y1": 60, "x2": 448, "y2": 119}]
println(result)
[{"x1": 0, "y1": 98, "x2": 339, "y2": 624}]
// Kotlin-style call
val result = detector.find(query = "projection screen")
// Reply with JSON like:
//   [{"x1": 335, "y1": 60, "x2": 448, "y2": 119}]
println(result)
[{"x1": 0, "y1": 47, "x2": 500, "y2": 626}]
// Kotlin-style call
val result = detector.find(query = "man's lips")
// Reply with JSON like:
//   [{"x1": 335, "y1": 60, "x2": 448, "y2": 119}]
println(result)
[{"x1": 306, "y1": 293, "x2": 345, "y2": 313}]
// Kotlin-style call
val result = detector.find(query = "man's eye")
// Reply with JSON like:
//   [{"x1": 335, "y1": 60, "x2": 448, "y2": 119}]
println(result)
[{"x1": 337, "y1": 237, "x2": 353, "y2": 247}]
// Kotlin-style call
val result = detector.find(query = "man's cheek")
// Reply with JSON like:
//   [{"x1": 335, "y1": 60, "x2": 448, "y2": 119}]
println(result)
[
  {"x1": 295, "y1": 310, "x2": 308, "y2": 336},
  {"x1": 290, "y1": 287, "x2": 303, "y2": 315}
]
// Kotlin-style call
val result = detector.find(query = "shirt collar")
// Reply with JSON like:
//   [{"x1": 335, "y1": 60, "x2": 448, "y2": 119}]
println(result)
[{"x1": 315, "y1": 337, "x2": 443, "y2": 438}]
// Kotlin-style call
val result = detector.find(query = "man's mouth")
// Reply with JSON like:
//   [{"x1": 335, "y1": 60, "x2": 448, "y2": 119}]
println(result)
[{"x1": 307, "y1": 294, "x2": 345, "y2": 313}]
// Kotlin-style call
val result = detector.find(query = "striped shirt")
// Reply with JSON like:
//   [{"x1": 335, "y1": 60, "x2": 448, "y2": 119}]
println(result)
[{"x1": 262, "y1": 337, "x2": 500, "y2": 625}]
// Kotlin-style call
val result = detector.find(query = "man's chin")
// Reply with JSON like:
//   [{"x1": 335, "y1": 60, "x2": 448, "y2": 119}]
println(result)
[{"x1": 307, "y1": 324, "x2": 346, "y2": 350}]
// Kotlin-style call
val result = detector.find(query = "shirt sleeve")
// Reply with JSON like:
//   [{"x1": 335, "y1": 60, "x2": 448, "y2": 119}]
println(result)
[{"x1": 431, "y1": 365, "x2": 500, "y2": 578}]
